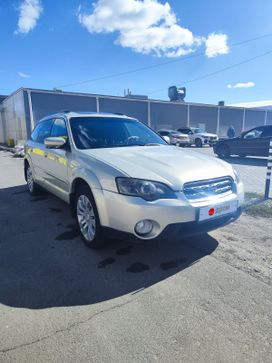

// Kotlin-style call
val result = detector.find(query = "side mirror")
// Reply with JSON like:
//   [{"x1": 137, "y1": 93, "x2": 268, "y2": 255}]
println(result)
[
  {"x1": 44, "y1": 137, "x2": 66, "y2": 148},
  {"x1": 162, "y1": 135, "x2": 171, "y2": 144}
]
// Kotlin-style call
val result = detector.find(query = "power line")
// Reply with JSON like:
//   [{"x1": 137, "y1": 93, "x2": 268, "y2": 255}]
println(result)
[
  {"x1": 56, "y1": 32, "x2": 272, "y2": 89},
  {"x1": 146, "y1": 48, "x2": 272, "y2": 95}
]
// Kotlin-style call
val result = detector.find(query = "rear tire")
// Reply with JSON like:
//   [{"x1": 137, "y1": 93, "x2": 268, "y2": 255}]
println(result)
[
  {"x1": 74, "y1": 184, "x2": 108, "y2": 249},
  {"x1": 217, "y1": 144, "x2": 231, "y2": 159},
  {"x1": 26, "y1": 163, "x2": 43, "y2": 196},
  {"x1": 195, "y1": 138, "x2": 203, "y2": 148}
]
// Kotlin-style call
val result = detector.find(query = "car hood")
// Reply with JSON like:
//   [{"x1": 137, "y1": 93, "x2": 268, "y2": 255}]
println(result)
[{"x1": 81, "y1": 146, "x2": 234, "y2": 191}]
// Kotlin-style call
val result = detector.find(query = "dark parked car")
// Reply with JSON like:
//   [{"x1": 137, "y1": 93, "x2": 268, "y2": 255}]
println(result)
[{"x1": 214, "y1": 125, "x2": 272, "y2": 158}]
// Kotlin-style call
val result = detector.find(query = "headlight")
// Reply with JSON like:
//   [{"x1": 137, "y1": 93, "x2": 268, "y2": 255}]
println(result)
[{"x1": 116, "y1": 178, "x2": 177, "y2": 201}]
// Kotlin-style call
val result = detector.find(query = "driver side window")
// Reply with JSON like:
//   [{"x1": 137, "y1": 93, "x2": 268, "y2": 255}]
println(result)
[{"x1": 244, "y1": 127, "x2": 264, "y2": 139}]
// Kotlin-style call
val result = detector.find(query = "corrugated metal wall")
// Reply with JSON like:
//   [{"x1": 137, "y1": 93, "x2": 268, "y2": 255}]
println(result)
[
  {"x1": 30, "y1": 92, "x2": 97, "y2": 122},
  {"x1": 0, "y1": 88, "x2": 272, "y2": 144},
  {"x1": 0, "y1": 89, "x2": 27, "y2": 144},
  {"x1": 219, "y1": 108, "x2": 244, "y2": 137},
  {"x1": 245, "y1": 109, "x2": 267, "y2": 129},
  {"x1": 99, "y1": 98, "x2": 148, "y2": 124},
  {"x1": 189, "y1": 105, "x2": 218, "y2": 133},
  {"x1": 150, "y1": 102, "x2": 187, "y2": 130},
  {"x1": 267, "y1": 112, "x2": 272, "y2": 125}
]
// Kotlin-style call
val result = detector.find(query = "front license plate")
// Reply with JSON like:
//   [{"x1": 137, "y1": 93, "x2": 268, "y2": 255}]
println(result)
[{"x1": 198, "y1": 200, "x2": 238, "y2": 222}]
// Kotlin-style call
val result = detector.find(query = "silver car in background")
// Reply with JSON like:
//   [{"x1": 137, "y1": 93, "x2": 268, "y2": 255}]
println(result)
[
  {"x1": 158, "y1": 130, "x2": 190, "y2": 147},
  {"x1": 24, "y1": 112, "x2": 244, "y2": 248},
  {"x1": 177, "y1": 127, "x2": 218, "y2": 147}
]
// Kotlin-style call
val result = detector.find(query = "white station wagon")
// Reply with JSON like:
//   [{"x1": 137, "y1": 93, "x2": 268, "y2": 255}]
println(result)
[{"x1": 24, "y1": 112, "x2": 244, "y2": 248}]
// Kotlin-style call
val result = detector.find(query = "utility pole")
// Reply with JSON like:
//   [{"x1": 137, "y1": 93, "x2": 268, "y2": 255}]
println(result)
[{"x1": 264, "y1": 139, "x2": 272, "y2": 199}]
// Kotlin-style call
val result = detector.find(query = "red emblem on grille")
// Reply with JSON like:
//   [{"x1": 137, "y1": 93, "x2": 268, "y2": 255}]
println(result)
[{"x1": 209, "y1": 208, "x2": 215, "y2": 216}]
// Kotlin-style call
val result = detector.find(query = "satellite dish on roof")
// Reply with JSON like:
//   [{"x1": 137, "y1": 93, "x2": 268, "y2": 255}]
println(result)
[{"x1": 168, "y1": 86, "x2": 186, "y2": 102}]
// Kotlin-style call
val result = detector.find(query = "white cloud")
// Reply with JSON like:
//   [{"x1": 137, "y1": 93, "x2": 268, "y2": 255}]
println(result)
[
  {"x1": 16, "y1": 0, "x2": 43, "y2": 34},
  {"x1": 18, "y1": 72, "x2": 31, "y2": 78},
  {"x1": 230, "y1": 100, "x2": 272, "y2": 109},
  {"x1": 78, "y1": 0, "x2": 227, "y2": 58},
  {"x1": 227, "y1": 82, "x2": 255, "y2": 89},
  {"x1": 205, "y1": 33, "x2": 229, "y2": 58}
]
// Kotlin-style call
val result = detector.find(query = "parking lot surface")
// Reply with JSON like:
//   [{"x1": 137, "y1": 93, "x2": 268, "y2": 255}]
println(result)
[{"x1": 0, "y1": 150, "x2": 272, "y2": 363}]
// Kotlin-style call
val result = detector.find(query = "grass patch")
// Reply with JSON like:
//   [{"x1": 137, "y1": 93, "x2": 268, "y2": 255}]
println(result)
[
  {"x1": 244, "y1": 192, "x2": 272, "y2": 218},
  {"x1": 244, "y1": 192, "x2": 263, "y2": 201}
]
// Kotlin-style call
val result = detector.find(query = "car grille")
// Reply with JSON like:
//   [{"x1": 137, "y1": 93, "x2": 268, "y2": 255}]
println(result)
[
  {"x1": 178, "y1": 136, "x2": 188, "y2": 140},
  {"x1": 183, "y1": 177, "x2": 234, "y2": 201}
]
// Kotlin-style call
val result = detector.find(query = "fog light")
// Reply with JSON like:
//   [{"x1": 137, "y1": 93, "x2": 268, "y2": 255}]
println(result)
[{"x1": 135, "y1": 220, "x2": 153, "y2": 236}]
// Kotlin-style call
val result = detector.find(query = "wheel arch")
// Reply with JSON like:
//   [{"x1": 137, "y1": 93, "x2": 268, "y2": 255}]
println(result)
[
  {"x1": 24, "y1": 156, "x2": 34, "y2": 181},
  {"x1": 70, "y1": 177, "x2": 93, "y2": 208},
  {"x1": 69, "y1": 176, "x2": 108, "y2": 225}
]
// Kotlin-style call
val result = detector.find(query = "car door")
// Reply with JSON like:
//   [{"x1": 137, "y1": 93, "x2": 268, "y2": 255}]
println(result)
[
  {"x1": 27, "y1": 119, "x2": 54, "y2": 183},
  {"x1": 43, "y1": 118, "x2": 70, "y2": 198},
  {"x1": 235, "y1": 127, "x2": 266, "y2": 156},
  {"x1": 259, "y1": 126, "x2": 272, "y2": 156}
]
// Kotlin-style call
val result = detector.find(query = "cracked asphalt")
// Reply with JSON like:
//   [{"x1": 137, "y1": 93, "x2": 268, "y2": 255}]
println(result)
[{"x1": 0, "y1": 150, "x2": 272, "y2": 363}]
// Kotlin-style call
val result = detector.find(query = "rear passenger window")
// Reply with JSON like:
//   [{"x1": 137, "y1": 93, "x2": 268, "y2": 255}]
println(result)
[
  {"x1": 31, "y1": 119, "x2": 53, "y2": 143},
  {"x1": 51, "y1": 119, "x2": 68, "y2": 139}
]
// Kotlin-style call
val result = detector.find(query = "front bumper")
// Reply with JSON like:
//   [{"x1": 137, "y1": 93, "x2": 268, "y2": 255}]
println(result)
[
  {"x1": 103, "y1": 207, "x2": 242, "y2": 243},
  {"x1": 171, "y1": 140, "x2": 190, "y2": 146},
  {"x1": 93, "y1": 183, "x2": 244, "y2": 241},
  {"x1": 178, "y1": 141, "x2": 191, "y2": 147},
  {"x1": 203, "y1": 138, "x2": 218, "y2": 145}
]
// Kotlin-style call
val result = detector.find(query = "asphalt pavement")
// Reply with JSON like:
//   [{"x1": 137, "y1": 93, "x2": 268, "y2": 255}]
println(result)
[{"x1": 0, "y1": 150, "x2": 271, "y2": 363}]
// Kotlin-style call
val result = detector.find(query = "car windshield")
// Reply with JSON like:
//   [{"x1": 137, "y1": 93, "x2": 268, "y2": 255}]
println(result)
[
  {"x1": 70, "y1": 117, "x2": 167, "y2": 149},
  {"x1": 191, "y1": 128, "x2": 204, "y2": 133},
  {"x1": 169, "y1": 131, "x2": 181, "y2": 136}
]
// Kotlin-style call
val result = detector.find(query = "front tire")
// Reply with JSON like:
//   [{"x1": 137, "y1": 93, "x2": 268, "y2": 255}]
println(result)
[
  {"x1": 74, "y1": 185, "x2": 107, "y2": 249},
  {"x1": 195, "y1": 138, "x2": 203, "y2": 148},
  {"x1": 26, "y1": 163, "x2": 42, "y2": 196},
  {"x1": 216, "y1": 144, "x2": 231, "y2": 159}
]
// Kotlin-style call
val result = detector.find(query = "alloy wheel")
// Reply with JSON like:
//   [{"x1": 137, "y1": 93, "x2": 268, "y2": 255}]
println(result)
[
  {"x1": 77, "y1": 195, "x2": 96, "y2": 242},
  {"x1": 27, "y1": 166, "x2": 34, "y2": 193}
]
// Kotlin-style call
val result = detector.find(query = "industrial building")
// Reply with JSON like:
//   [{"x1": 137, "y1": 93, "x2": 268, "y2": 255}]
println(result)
[{"x1": 0, "y1": 87, "x2": 272, "y2": 145}]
